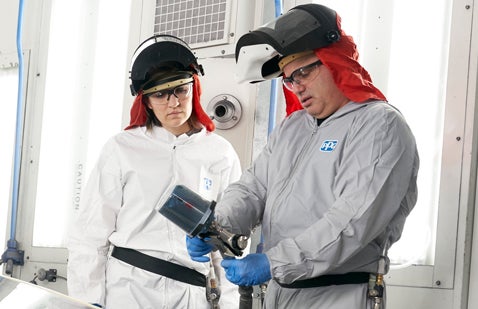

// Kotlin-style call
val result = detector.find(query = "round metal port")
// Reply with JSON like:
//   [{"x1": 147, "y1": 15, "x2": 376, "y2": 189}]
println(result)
[{"x1": 207, "y1": 94, "x2": 242, "y2": 130}]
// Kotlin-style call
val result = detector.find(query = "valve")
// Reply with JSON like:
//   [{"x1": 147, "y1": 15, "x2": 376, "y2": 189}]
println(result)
[{"x1": 1, "y1": 239, "x2": 24, "y2": 275}]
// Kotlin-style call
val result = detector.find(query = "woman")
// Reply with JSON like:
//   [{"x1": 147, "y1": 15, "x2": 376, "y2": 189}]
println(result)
[{"x1": 67, "y1": 34, "x2": 242, "y2": 309}]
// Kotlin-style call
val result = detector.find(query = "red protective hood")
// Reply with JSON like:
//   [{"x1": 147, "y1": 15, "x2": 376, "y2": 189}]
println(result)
[{"x1": 284, "y1": 15, "x2": 387, "y2": 116}]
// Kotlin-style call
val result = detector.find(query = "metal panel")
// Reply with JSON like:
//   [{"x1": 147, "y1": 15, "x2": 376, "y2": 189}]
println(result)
[
  {"x1": 140, "y1": 0, "x2": 255, "y2": 57},
  {"x1": 387, "y1": 286, "x2": 454, "y2": 309},
  {"x1": 464, "y1": 0, "x2": 478, "y2": 308},
  {"x1": 199, "y1": 57, "x2": 256, "y2": 169},
  {"x1": 154, "y1": 0, "x2": 231, "y2": 47},
  {"x1": 431, "y1": 0, "x2": 474, "y2": 293}
]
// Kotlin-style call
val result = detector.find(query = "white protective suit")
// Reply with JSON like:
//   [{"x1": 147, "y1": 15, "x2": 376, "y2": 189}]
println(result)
[
  {"x1": 216, "y1": 101, "x2": 419, "y2": 308},
  {"x1": 67, "y1": 125, "x2": 242, "y2": 309}
]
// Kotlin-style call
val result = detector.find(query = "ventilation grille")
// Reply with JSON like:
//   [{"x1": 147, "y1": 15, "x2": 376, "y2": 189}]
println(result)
[{"x1": 154, "y1": 0, "x2": 232, "y2": 48}]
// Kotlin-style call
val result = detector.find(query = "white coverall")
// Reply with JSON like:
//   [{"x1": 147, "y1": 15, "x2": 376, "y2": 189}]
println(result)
[
  {"x1": 216, "y1": 101, "x2": 419, "y2": 309},
  {"x1": 67, "y1": 125, "x2": 242, "y2": 309}
]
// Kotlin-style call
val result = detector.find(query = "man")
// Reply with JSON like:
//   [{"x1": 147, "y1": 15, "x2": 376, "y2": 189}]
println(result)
[{"x1": 187, "y1": 4, "x2": 419, "y2": 308}]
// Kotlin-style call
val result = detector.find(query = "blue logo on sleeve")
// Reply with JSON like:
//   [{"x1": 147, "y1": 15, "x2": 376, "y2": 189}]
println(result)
[
  {"x1": 203, "y1": 177, "x2": 213, "y2": 191},
  {"x1": 320, "y1": 140, "x2": 338, "y2": 152}
]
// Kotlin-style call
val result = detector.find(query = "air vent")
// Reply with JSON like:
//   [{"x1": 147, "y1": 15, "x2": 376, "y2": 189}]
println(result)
[{"x1": 154, "y1": 0, "x2": 232, "y2": 48}]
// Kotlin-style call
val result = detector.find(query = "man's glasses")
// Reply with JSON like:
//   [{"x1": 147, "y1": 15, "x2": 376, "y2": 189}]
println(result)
[
  {"x1": 282, "y1": 60, "x2": 323, "y2": 91},
  {"x1": 147, "y1": 83, "x2": 193, "y2": 105}
]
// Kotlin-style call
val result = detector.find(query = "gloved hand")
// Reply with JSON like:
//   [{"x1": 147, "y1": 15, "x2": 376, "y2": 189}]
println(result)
[
  {"x1": 186, "y1": 235, "x2": 213, "y2": 262},
  {"x1": 221, "y1": 253, "x2": 272, "y2": 286}
]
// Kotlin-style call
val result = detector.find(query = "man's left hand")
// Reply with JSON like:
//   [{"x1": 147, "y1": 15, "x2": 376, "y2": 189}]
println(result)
[{"x1": 220, "y1": 253, "x2": 272, "y2": 286}]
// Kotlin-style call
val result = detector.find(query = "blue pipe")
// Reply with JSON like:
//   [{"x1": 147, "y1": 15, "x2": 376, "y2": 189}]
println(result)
[
  {"x1": 268, "y1": 0, "x2": 283, "y2": 136},
  {"x1": 268, "y1": 81, "x2": 278, "y2": 136},
  {"x1": 260, "y1": 0, "x2": 283, "y2": 255},
  {"x1": 11, "y1": 0, "x2": 25, "y2": 241},
  {"x1": 1, "y1": 0, "x2": 26, "y2": 273},
  {"x1": 274, "y1": 0, "x2": 283, "y2": 17},
  {"x1": 262, "y1": 0, "x2": 283, "y2": 290}
]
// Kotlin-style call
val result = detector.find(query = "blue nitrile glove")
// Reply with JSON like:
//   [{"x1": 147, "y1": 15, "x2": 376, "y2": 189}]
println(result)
[
  {"x1": 186, "y1": 235, "x2": 214, "y2": 262},
  {"x1": 221, "y1": 253, "x2": 272, "y2": 286}
]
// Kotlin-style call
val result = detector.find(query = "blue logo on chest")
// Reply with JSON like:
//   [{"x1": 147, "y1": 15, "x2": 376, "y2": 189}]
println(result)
[{"x1": 320, "y1": 140, "x2": 338, "y2": 152}]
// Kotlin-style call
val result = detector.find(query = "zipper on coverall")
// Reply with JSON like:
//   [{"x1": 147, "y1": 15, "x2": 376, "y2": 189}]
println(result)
[{"x1": 268, "y1": 124, "x2": 319, "y2": 234}]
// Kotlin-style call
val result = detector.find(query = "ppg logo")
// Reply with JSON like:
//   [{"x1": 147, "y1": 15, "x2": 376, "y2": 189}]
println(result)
[
  {"x1": 203, "y1": 177, "x2": 213, "y2": 190},
  {"x1": 320, "y1": 140, "x2": 338, "y2": 152}
]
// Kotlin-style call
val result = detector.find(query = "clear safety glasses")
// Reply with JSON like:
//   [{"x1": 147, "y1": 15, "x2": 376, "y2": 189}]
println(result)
[
  {"x1": 147, "y1": 82, "x2": 193, "y2": 105},
  {"x1": 282, "y1": 60, "x2": 323, "y2": 91}
]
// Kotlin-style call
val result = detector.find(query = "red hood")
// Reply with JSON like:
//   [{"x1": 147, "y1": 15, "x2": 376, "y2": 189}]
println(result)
[{"x1": 284, "y1": 14, "x2": 386, "y2": 116}]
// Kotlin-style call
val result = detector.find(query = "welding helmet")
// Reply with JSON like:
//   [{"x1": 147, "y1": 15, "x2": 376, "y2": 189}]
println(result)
[
  {"x1": 129, "y1": 34, "x2": 204, "y2": 95},
  {"x1": 235, "y1": 3, "x2": 340, "y2": 83}
]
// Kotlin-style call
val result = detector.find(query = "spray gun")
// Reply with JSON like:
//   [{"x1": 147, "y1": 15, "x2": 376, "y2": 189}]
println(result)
[
  {"x1": 158, "y1": 185, "x2": 250, "y2": 308},
  {"x1": 157, "y1": 184, "x2": 249, "y2": 258}
]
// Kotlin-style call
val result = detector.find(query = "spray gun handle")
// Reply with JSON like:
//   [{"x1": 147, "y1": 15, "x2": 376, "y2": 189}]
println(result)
[
  {"x1": 205, "y1": 235, "x2": 244, "y2": 258},
  {"x1": 200, "y1": 221, "x2": 249, "y2": 258}
]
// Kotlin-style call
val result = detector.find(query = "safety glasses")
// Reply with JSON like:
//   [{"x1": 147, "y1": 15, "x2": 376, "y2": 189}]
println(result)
[
  {"x1": 147, "y1": 83, "x2": 193, "y2": 105},
  {"x1": 282, "y1": 60, "x2": 323, "y2": 91}
]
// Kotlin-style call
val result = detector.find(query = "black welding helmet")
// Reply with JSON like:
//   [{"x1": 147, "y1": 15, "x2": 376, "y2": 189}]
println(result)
[
  {"x1": 235, "y1": 3, "x2": 340, "y2": 83},
  {"x1": 129, "y1": 34, "x2": 204, "y2": 95}
]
